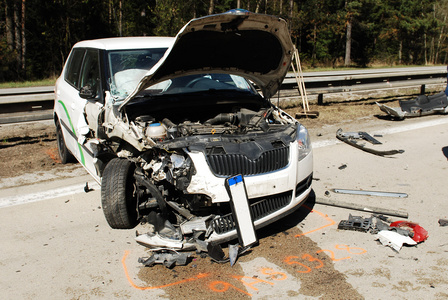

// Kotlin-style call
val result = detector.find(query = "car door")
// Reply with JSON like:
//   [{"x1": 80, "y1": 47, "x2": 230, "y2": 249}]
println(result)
[{"x1": 55, "y1": 48, "x2": 102, "y2": 183}]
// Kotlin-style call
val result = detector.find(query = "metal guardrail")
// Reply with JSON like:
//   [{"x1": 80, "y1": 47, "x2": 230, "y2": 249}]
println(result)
[
  {"x1": 0, "y1": 66, "x2": 447, "y2": 124},
  {"x1": 0, "y1": 86, "x2": 54, "y2": 104}
]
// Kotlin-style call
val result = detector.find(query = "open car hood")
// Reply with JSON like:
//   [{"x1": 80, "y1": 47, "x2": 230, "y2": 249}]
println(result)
[{"x1": 119, "y1": 9, "x2": 294, "y2": 111}]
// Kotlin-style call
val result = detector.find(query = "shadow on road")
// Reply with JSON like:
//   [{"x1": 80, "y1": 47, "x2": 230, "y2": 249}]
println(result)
[{"x1": 442, "y1": 146, "x2": 448, "y2": 160}]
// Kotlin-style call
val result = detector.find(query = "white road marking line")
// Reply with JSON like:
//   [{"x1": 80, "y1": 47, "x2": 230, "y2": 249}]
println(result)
[{"x1": 0, "y1": 182, "x2": 100, "y2": 208}]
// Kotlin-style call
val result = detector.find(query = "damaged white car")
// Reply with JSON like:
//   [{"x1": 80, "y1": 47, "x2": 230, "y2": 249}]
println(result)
[{"x1": 54, "y1": 10, "x2": 313, "y2": 252}]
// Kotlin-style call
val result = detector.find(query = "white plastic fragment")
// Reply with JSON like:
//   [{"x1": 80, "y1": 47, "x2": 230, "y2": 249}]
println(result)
[
  {"x1": 376, "y1": 230, "x2": 417, "y2": 252},
  {"x1": 135, "y1": 233, "x2": 195, "y2": 250}
]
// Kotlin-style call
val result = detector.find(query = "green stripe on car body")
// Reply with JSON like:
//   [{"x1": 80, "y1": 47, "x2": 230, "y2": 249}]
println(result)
[{"x1": 58, "y1": 100, "x2": 86, "y2": 165}]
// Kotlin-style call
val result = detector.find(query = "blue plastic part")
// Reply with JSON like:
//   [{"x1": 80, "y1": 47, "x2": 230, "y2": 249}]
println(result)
[{"x1": 227, "y1": 175, "x2": 243, "y2": 186}]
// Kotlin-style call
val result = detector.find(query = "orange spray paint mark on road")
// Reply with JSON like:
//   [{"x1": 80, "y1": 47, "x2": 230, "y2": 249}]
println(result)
[
  {"x1": 260, "y1": 268, "x2": 288, "y2": 281},
  {"x1": 121, "y1": 250, "x2": 209, "y2": 290},
  {"x1": 45, "y1": 148, "x2": 60, "y2": 163},
  {"x1": 232, "y1": 275, "x2": 274, "y2": 291},
  {"x1": 295, "y1": 205, "x2": 336, "y2": 237},
  {"x1": 208, "y1": 280, "x2": 252, "y2": 296}
]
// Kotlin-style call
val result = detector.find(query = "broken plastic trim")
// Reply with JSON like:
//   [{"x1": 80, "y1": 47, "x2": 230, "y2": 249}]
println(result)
[
  {"x1": 336, "y1": 128, "x2": 404, "y2": 156},
  {"x1": 138, "y1": 249, "x2": 190, "y2": 268},
  {"x1": 376, "y1": 92, "x2": 448, "y2": 119},
  {"x1": 338, "y1": 214, "x2": 373, "y2": 232}
]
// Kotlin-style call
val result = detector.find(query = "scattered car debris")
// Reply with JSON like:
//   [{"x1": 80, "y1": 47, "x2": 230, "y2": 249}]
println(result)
[
  {"x1": 338, "y1": 214, "x2": 373, "y2": 232},
  {"x1": 331, "y1": 188, "x2": 408, "y2": 198},
  {"x1": 207, "y1": 243, "x2": 251, "y2": 265},
  {"x1": 376, "y1": 92, "x2": 448, "y2": 119},
  {"x1": 376, "y1": 230, "x2": 417, "y2": 252},
  {"x1": 336, "y1": 128, "x2": 404, "y2": 156},
  {"x1": 138, "y1": 250, "x2": 191, "y2": 268},
  {"x1": 390, "y1": 221, "x2": 428, "y2": 243},
  {"x1": 315, "y1": 197, "x2": 408, "y2": 218},
  {"x1": 338, "y1": 164, "x2": 347, "y2": 170},
  {"x1": 372, "y1": 214, "x2": 391, "y2": 223},
  {"x1": 338, "y1": 214, "x2": 411, "y2": 236},
  {"x1": 338, "y1": 131, "x2": 382, "y2": 145},
  {"x1": 84, "y1": 182, "x2": 92, "y2": 193},
  {"x1": 337, "y1": 214, "x2": 426, "y2": 252},
  {"x1": 373, "y1": 218, "x2": 413, "y2": 237},
  {"x1": 438, "y1": 219, "x2": 448, "y2": 226}
]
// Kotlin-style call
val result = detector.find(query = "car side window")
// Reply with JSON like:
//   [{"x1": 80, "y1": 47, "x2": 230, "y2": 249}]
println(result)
[
  {"x1": 65, "y1": 48, "x2": 86, "y2": 88},
  {"x1": 79, "y1": 49, "x2": 100, "y2": 99}
]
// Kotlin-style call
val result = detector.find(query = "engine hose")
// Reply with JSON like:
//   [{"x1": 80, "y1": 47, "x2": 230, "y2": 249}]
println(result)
[
  {"x1": 204, "y1": 113, "x2": 236, "y2": 125},
  {"x1": 134, "y1": 172, "x2": 168, "y2": 216}
]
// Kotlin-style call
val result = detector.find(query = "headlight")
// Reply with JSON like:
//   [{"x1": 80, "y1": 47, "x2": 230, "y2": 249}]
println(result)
[{"x1": 296, "y1": 124, "x2": 311, "y2": 161}]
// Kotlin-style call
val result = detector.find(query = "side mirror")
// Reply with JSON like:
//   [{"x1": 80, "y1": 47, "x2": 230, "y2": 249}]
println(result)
[{"x1": 79, "y1": 85, "x2": 97, "y2": 99}]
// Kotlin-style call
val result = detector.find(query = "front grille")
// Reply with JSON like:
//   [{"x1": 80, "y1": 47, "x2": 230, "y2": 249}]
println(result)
[
  {"x1": 207, "y1": 147, "x2": 289, "y2": 176},
  {"x1": 212, "y1": 190, "x2": 292, "y2": 234}
]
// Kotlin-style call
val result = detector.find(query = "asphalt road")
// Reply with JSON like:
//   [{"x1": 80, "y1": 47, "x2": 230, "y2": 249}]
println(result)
[{"x1": 1, "y1": 115, "x2": 448, "y2": 299}]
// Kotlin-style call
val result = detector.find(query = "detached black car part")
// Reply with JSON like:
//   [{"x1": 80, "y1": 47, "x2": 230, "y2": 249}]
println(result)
[{"x1": 377, "y1": 92, "x2": 448, "y2": 119}]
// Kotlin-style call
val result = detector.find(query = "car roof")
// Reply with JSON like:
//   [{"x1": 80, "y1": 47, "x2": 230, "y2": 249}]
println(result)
[{"x1": 72, "y1": 37, "x2": 175, "y2": 51}]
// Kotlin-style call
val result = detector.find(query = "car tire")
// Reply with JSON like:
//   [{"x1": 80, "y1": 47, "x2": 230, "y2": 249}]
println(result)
[
  {"x1": 101, "y1": 158, "x2": 138, "y2": 229},
  {"x1": 56, "y1": 119, "x2": 75, "y2": 164}
]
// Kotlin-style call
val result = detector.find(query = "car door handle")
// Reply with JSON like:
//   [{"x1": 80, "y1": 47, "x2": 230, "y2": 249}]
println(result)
[{"x1": 71, "y1": 103, "x2": 76, "y2": 110}]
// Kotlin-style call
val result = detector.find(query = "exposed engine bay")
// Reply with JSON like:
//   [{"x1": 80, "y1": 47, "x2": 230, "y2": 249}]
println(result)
[{"x1": 118, "y1": 105, "x2": 295, "y2": 210}]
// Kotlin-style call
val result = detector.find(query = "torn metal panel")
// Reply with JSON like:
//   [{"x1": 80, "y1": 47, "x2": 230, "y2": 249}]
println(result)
[{"x1": 376, "y1": 92, "x2": 448, "y2": 119}]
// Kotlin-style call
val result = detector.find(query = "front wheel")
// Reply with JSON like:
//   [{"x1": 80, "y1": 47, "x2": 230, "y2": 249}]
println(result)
[{"x1": 101, "y1": 158, "x2": 138, "y2": 229}]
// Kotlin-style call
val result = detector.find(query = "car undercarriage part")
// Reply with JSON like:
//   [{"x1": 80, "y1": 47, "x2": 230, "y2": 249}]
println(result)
[
  {"x1": 376, "y1": 92, "x2": 448, "y2": 119},
  {"x1": 336, "y1": 128, "x2": 404, "y2": 156},
  {"x1": 331, "y1": 188, "x2": 408, "y2": 198},
  {"x1": 138, "y1": 250, "x2": 190, "y2": 268},
  {"x1": 338, "y1": 214, "x2": 373, "y2": 232},
  {"x1": 315, "y1": 197, "x2": 408, "y2": 218}
]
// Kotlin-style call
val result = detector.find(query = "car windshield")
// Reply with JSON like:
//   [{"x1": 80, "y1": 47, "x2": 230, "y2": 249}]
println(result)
[
  {"x1": 108, "y1": 48, "x2": 167, "y2": 100},
  {"x1": 136, "y1": 73, "x2": 255, "y2": 97}
]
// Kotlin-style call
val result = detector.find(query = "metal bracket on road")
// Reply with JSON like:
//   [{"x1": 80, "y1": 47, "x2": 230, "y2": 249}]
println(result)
[
  {"x1": 338, "y1": 131, "x2": 382, "y2": 144},
  {"x1": 331, "y1": 188, "x2": 408, "y2": 198}
]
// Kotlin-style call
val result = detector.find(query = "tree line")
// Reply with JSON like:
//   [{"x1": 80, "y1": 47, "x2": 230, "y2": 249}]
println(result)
[{"x1": 1, "y1": 0, "x2": 448, "y2": 82}]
